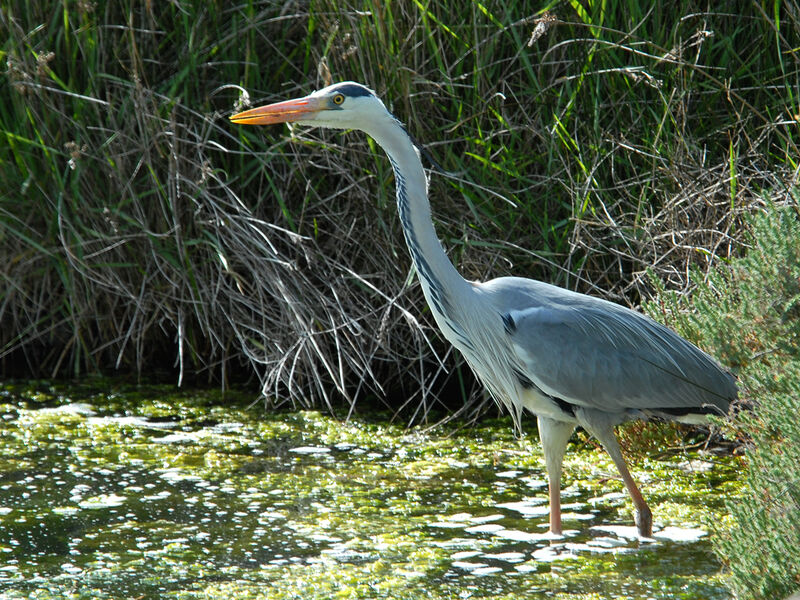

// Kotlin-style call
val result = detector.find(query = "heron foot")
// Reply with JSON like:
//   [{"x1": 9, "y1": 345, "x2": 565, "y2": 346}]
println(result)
[{"x1": 635, "y1": 505, "x2": 653, "y2": 537}]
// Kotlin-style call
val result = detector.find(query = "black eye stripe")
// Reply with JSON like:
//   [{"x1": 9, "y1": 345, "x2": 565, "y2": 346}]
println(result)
[{"x1": 332, "y1": 83, "x2": 373, "y2": 98}]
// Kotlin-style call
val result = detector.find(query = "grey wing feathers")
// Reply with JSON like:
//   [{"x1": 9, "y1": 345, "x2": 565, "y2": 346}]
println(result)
[{"x1": 484, "y1": 278, "x2": 736, "y2": 414}]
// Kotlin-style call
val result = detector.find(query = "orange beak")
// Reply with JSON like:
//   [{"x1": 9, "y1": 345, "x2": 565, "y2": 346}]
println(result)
[{"x1": 229, "y1": 96, "x2": 323, "y2": 126}]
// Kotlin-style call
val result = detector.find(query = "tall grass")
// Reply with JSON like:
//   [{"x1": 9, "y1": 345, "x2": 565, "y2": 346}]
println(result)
[{"x1": 1, "y1": 1, "x2": 798, "y2": 417}]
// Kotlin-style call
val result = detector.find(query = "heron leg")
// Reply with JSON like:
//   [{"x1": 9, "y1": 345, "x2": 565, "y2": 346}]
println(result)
[
  {"x1": 537, "y1": 416, "x2": 576, "y2": 535},
  {"x1": 576, "y1": 409, "x2": 653, "y2": 537}
]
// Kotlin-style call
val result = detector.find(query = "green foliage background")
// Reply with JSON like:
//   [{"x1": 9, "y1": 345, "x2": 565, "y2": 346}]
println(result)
[{"x1": 2, "y1": 0, "x2": 796, "y2": 408}]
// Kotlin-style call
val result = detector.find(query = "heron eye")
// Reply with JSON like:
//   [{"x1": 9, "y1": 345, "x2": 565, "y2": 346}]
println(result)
[{"x1": 332, "y1": 93, "x2": 345, "y2": 105}]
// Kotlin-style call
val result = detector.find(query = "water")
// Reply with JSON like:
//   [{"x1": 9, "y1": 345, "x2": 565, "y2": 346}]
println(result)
[{"x1": 0, "y1": 382, "x2": 738, "y2": 599}]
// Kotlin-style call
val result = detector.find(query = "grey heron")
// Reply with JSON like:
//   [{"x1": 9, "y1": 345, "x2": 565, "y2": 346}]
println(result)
[{"x1": 230, "y1": 82, "x2": 737, "y2": 537}]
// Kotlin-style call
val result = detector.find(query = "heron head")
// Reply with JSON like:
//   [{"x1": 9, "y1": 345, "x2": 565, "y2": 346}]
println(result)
[{"x1": 229, "y1": 82, "x2": 388, "y2": 131}]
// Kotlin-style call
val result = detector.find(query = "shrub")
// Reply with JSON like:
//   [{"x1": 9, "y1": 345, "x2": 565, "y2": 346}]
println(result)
[{"x1": 645, "y1": 203, "x2": 800, "y2": 599}]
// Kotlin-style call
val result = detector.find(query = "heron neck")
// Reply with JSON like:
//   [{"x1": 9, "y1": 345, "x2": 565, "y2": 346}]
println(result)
[{"x1": 368, "y1": 119, "x2": 470, "y2": 313}]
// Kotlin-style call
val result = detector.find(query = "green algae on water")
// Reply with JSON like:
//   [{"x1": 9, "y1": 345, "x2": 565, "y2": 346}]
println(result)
[{"x1": 0, "y1": 382, "x2": 740, "y2": 599}]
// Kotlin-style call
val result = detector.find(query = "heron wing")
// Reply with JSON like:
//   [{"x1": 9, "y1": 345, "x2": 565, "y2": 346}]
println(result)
[{"x1": 495, "y1": 284, "x2": 735, "y2": 414}]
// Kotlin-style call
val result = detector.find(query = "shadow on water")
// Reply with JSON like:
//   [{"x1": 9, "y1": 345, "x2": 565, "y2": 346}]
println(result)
[{"x1": 0, "y1": 382, "x2": 738, "y2": 599}]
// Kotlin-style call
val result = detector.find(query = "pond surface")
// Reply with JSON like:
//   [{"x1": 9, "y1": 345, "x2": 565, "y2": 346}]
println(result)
[{"x1": 0, "y1": 382, "x2": 740, "y2": 599}]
